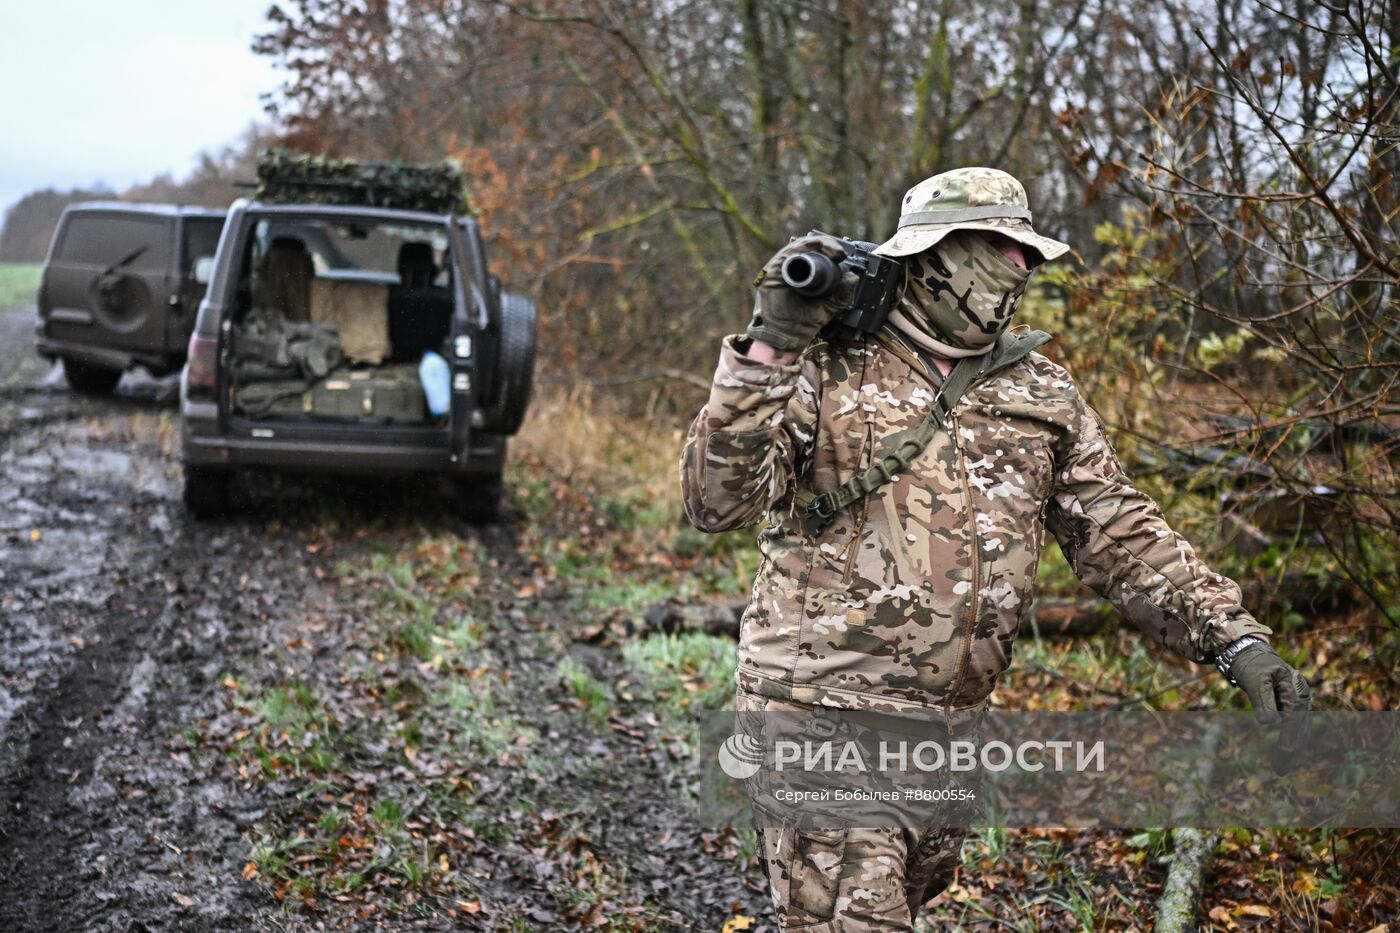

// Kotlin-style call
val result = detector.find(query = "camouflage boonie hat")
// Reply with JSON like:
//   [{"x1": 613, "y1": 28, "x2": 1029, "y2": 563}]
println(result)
[{"x1": 872, "y1": 166, "x2": 1070, "y2": 262}]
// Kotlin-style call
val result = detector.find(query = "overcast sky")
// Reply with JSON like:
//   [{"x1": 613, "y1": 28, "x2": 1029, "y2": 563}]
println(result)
[{"x1": 0, "y1": 1, "x2": 282, "y2": 217}]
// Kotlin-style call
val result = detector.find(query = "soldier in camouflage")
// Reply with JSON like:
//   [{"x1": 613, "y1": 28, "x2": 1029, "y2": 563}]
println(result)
[{"x1": 679, "y1": 167, "x2": 1311, "y2": 930}]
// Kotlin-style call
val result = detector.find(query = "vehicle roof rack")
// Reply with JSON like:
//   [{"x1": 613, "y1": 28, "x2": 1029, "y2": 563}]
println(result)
[{"x1": 252, "y1": 150, "x2": 472, "y2": 215}]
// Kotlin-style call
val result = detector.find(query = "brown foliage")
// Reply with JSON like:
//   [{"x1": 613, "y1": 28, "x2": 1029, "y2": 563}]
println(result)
[{"x1": 246, "y1": 0, "x2": 1398, "y2": 624}]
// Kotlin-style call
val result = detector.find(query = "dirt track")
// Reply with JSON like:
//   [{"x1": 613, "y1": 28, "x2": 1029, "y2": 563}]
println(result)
[
  {"x1": 0, "y1": 308, "x2": 765, "y2": 931},
  {"x1": 0, "y1": 306, "x2": 344, "y2": 928}
]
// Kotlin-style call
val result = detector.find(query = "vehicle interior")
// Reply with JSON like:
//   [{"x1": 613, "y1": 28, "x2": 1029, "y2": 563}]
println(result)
[{"x1": 226, "y1": 218, "x2": 456, "y2": 427}]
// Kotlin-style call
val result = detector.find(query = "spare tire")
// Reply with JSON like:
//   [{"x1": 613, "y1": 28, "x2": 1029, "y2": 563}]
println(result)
[{"x1": 483, "y1": 292, "x2": 537, "y2": 436}]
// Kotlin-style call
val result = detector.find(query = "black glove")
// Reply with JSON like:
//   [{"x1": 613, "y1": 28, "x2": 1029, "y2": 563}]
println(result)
[
  {"x1": 1224, "y1": 640, "x2": 1312, "y2": 724},
  {"x1": 744, "y1": 235, "x2": 859, "y2": 352}
]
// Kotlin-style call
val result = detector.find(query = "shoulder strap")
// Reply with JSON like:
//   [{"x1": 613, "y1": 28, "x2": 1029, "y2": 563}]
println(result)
[{"x1": 801, "y1": 329, "x2": 1050, "y2": 537}]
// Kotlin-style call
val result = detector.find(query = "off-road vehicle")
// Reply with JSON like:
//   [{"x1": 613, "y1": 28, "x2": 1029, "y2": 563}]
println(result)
[
  {"x1": 37, "y1": 203, "x2": 226, "y2": 393},
  {"x1": 179, "y1": 155, "x2": 536, "y2": 523}
]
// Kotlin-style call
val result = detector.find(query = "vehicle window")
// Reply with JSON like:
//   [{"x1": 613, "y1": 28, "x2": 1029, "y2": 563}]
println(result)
[
  {"x1": 252, "y1": 219, "x2": 449, "y2": 286},
  {"x1": 55, "y1": 216, "x2": 170, "y2": 272},
  {"x1": 183, "y1": 218, "x2": 224, "y2": 274}
]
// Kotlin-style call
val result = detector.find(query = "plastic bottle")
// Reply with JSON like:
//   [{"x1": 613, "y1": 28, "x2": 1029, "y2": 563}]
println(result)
[{"x1": 419, "y1": 351, "x2": 451, "y2": 417}]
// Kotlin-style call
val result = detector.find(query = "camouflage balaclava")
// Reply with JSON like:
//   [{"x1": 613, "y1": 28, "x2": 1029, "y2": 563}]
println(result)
[
  {"x1": 888, "y1": 230, "x2": 1031, "y2": 357},
  {"x1": 872, "y1": 166, "x2": 1070, "y2": 358}
]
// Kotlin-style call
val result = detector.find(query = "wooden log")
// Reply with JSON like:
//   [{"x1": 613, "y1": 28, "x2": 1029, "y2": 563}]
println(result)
[
  {"x1": 1155, "y1": 828, "x2": 1222, "y2": 933},
  {"x1": 636, "y1": 596, "x2": 1117, "y2": 640},
  {"x1": 1026, "y1": 598, "x2": 1114, "y2": 637},
  {"x1": 636, "y1": 577, "x2": 1346, "y2": 644},
  {"x1": 640, "y1": 600, "x2": 744, "y2": 638},
  {"x1": 1155, "y1": 723, "x2": 1223, "y2": 933}
]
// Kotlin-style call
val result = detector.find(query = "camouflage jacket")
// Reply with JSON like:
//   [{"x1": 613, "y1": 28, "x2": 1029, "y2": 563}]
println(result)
[{"x1": 680, "y1": 331, "x2": 1272, "y2": 712}]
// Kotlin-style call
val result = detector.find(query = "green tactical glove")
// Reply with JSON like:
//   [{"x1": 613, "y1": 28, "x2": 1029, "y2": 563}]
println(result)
[
  {"x1": 1218, "y1": 636, "x2": 1312, "y2": 724},
  {"x1": 744, "y1": 235, "x2": 859, "y2": 352},
  {"x1": 1223, "y1": 638, "x2": 1313, "y2": 776}
]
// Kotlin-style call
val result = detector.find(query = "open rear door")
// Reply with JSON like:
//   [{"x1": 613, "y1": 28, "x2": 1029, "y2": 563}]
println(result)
[
  {"x1": 445, "y1": 220, "x2": 489, "y2": 469},
  {"x1": 170, "y1": 215, "x2": 225, "y2": 364}
]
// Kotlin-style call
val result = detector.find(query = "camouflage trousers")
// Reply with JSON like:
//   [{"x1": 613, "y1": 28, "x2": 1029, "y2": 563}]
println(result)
[{"x1": 737, "y1": 690, "x2": 969, "y2": 931}]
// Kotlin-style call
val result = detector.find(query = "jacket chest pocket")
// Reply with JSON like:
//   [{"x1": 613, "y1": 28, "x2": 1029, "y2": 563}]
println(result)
[
  {"x1": 805, "y1": 357, "x2": 944, "y2": 588},
  {"x1": 961, "y1": 415, "x2": 1056, "y2": 511},
  {"x1": 820, "y1": 404, "x2": 964, "y2": 581}
]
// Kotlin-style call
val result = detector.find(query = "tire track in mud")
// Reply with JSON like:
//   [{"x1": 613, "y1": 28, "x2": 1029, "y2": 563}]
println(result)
[
  {"x1": 0, "y1": 387, "x2": 295, "y2": 930},
  {"x1": 0, "y1": 308, "x2": 297, "y2": 928}
]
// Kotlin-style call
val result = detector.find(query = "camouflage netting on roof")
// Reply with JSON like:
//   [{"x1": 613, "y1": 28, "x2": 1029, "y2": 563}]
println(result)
[{"x1": 253, "y1": 151, "x2": 472, "y2": 215}]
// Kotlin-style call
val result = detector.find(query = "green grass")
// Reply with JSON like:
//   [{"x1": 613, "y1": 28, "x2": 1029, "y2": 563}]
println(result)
[
  {"x1": 0, "y1": 263, "x2": 40, "y2": 310},
  {"x1": 622, "y1": 631, "x2": 737, "y2": 741},
  {"x1": 557, "y1": 656, "x2": 613, "y2": 725}
]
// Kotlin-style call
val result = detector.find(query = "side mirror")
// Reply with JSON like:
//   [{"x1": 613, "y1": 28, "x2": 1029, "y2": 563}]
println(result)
[{"x1": 192, "y1": 256, "x2": 215, "y2": 286}]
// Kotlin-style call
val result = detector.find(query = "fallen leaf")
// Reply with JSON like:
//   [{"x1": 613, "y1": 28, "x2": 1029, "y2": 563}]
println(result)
[
  {"x1": 243, "y1": 862, "x2": 259, "y2": 880},
  {"x1": 1234, "y1": 904, "x2": 1273, "y2": 918},
  {"x1": 1208, "y1": 905, "x2": 1242, "y2": 930},
  {"x1": 946, "y1": 883, "x2": 976, "y2": 904},
  {"x1": 458, "y1": 899, "x2": 482, "y2": 914},
  {"x1": 721, "y1": 916, "x2": 755, "y2": 933},
  {"x1": 29, "y1": 529, "x2": 41, "y2": 541},
  {"x1": 171, "y1": 892, "x2": 196, "y2": 908}
]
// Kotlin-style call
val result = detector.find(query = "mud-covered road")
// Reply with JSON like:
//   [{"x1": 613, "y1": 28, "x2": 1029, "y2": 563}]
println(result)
[
  {"x1": 0, "y1": 308, "x2": 766, "y2": 931},
  {"x1": 0, "y1": 304, "x2": 364, "y2": 930},
  {"x1": 0, "y1": 310, "x2": 276, "y2": 929}
]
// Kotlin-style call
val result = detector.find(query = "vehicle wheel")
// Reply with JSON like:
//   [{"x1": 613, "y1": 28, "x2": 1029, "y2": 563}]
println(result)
[
  {"x1": 455, "y1": 474, "x2": 503, "y2": 525},
  {"x1": 183, "y1": 466, "x2": 230, "y2": 519},
  {"x1": 483, "y1": 293, "x2": 536, "y2": 436},
  {"x1": 63, "y1": 357, "x2": 122, "y2": 395}
]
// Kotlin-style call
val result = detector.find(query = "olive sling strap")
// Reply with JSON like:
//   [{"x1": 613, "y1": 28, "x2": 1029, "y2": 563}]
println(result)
[{"x1": 801, "y1": 328, "x2": 1050, "y2": 537}]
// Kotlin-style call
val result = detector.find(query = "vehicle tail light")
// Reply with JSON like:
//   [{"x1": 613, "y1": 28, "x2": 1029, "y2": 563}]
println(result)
[{"x1": 186, "y1": 333, "x2": 219, "y2": 397}]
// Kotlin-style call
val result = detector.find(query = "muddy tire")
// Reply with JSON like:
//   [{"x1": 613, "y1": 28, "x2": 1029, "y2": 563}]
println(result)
[
  {"x1": 482, "y1": 293, "x2": 536, "y2": 436},
  {"x1": 63, "y1": 357, "x2": 122, "y2": 395},
  {"x1": 455, "y1": 474, "x2": 503, "y2": 525},
  {"x1": 183, "y1": 466, "x2": 230, "y2": 519}
]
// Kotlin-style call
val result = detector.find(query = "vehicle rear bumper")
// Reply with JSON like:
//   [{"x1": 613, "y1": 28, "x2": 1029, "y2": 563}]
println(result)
[
  {"x1": 181, "y1": 423, "x2": 505, "y2": 477},
  {"x1": 36, "y1": 333, "x2": 173, "y2": 372}
]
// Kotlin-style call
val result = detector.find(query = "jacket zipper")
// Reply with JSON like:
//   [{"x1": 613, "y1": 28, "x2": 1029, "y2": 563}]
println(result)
[
  {"x1": 837, "y1": 346, "x2": 875, "y2": 585},
  {"x1": 839, "y1": 421, "x2": 875, "y2": 584},
  {"x1": 943, "y1": 407, "x2": 980, "y2": 710}
]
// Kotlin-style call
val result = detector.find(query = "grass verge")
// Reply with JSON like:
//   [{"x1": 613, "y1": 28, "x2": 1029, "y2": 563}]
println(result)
[{"x1": 0, "y1": 262, "x2": 40, "y2": 310}]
